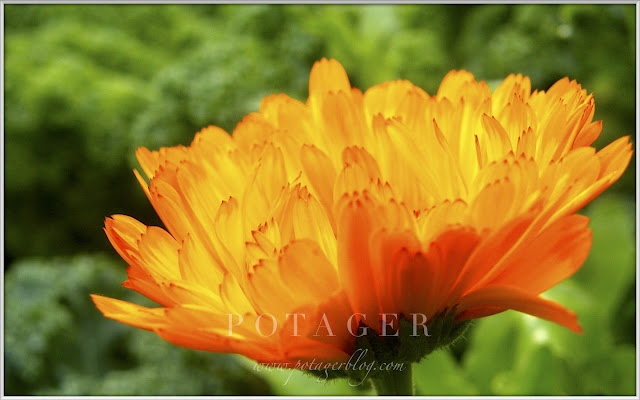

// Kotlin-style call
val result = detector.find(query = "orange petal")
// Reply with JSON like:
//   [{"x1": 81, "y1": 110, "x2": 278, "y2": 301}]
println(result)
[
  {"x1": 278, "y1": 240, "x2": 340, "y2": 304},
  {"x1": 279, "y1": 292, "x2": 355, "y2": 360},
  {"x1": 430, "y1": 228, "x2": 481, "y2": 312},
  {"x1": 246, "y1": 256, "x2": 294, "y2": 318},
  {"x1": 308, "y1": 58, "x2": 351, "y2": 97},
  {"x1": 179, "y1": 232, "x2": 226, "y2": 286},
  {"x1": 242, "y1": 144, "x2": 288, "y2": 232},
  {"x1": 457, "y1": 285, "x2": 582, "y2": 333},
  {"x1": 233, "y1": 112, "x2": 275, "y2": 146},
  {"x1": 436, "y1": 70, "x2": 480, "y2": 102},
  {"x1": 416, "y1": 199, "x2": 468, "y2": 244},
  {"x1": 291, "y1": 193, "x2": 337, "y2": 266},
  {"x1": 122, "y1": 267, "x2": 168, "y2": 306},
  {"x1": 259, "y1": 93, "x2": 312, "y2": 143},
  {"x1": 154, "y1": 312, "x2": 281, "y2": 362},
  {"x1": 138, "y1": 226, "x2": 181, "y2": 281},
  {"x1": 491, "y1": 73, "x2": 532, "y2": 114},
  {"x1": 449, "y1": 214, "x2": 534, "y2": 299},
  {"x1": 487, "y1": 215, "x2": 591, "y2": 294},
  {"x1": 336, "y1": 192, "x2": 381, "y2": 330},
  {"x1": 319, "y1": 90, "x2": 368, "y2": 150},
  {"x1": 212, "y1": 196, "x2": 246, "y2": 279},
  {"x1": 363, "y1": 79, "x2": 429, "y2": 128},
  {"x1": 386, "y1": 245, "x2": 441, "y2": 319},
  {"x1": 247, "y1": 239, "x2": 339, "y2": 320},
  {"x1": 470, "y1": 178, "x2": 517, "y2": 231},
  {"x1": 91, "y1": 294, "x2": 166, "y2": 331},
  {"x1": 572, "y1": 120, "x2": 601, "y2": 148},
  {"x1": 104, "y1": 215, "x2": 146, "y2": 266},
  {"x1": 371, "y1": 229, "x2": 422, "y2": 313},
  {"x1": 148, "y1": 178, "x2": 192, "y2": 241},
  {"x1": 300, "y1": 144, "x2": 337, "y2": 230},
  {"x1": 596, "y1": 136, "x2": 633, "y2": 181}
]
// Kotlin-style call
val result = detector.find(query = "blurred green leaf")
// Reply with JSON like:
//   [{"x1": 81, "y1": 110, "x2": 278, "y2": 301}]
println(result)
[
  {"x1": 414, "y1": 349, "x2": 479, "y2": 395},
  {"x1": 578, "y1": 346, "x2": 636, "y2": 395},
  {"x1": 573, "y1": 194, "x2": 635, "y2": 312},
  {"x1": 462, "y1": 312, "x2": 522, "y2": 393},
  {"x1": 492, "y1": 344, "x2": 573, "y2": 395}
]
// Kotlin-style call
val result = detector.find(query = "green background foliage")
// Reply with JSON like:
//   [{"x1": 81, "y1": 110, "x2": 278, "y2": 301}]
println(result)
[{"x1": 4, "y1": 4, "x2": 635, "y2": 395}]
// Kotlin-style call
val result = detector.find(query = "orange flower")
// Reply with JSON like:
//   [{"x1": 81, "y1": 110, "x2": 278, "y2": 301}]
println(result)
[{"x1": 93, "y1": 59, "x2": 632, "y2": 369}]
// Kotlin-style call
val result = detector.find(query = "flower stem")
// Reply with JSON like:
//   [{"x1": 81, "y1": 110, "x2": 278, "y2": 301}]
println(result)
[{"x1": 370, "y1": 363, "x2": 414, "y2": 396}]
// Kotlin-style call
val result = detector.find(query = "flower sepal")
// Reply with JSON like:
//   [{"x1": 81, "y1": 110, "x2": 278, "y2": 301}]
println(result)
[{"x1": 304, "y1": 309, "x2": 471, "y2": 391}]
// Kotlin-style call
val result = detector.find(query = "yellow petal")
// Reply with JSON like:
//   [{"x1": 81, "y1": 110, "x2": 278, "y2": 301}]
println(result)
[{"x1": 308, "y1": 57, "x2": 351, "y2": 97}]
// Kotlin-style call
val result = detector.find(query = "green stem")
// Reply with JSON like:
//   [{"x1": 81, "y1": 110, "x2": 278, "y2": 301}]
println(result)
[{"x1": 370, "y1": 363, "x2": 414, "y2": 396}]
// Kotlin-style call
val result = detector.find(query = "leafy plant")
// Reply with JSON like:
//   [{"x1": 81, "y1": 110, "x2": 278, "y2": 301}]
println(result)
[{"x1": 4, "y1": 254, "x2": 272, "y2": 395}]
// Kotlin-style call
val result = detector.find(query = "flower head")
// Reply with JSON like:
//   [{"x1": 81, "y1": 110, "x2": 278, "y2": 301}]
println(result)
[{"x1": 93, "y1": 59, "x2": 632, "y2": 369}]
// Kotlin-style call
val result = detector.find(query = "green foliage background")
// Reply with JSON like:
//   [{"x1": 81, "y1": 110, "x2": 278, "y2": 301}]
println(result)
[{"x1": 4, "y1": 4, "x2": 636, "y2": 395}]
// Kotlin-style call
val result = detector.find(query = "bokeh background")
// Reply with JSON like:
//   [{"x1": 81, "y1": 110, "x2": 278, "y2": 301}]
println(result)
[{"x1": 3, "y1": 4, "x2": 636, "y2": 395}]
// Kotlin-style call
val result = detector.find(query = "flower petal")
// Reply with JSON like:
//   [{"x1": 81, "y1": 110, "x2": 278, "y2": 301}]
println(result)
[
  {"x1": 457, "y1": 285, "x2": 582, "y2": 333},
  {"x1": 486, "y1": 214, "x2": 591, "y2": 294},
  {"x1": 308, "y1": 57, "x2": 351, "y2": 97}
]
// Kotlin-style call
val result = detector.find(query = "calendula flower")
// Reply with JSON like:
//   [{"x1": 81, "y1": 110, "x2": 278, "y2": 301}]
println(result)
[{"x1": 92, "y1": 58, "x2": 631, "y2": 393}]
